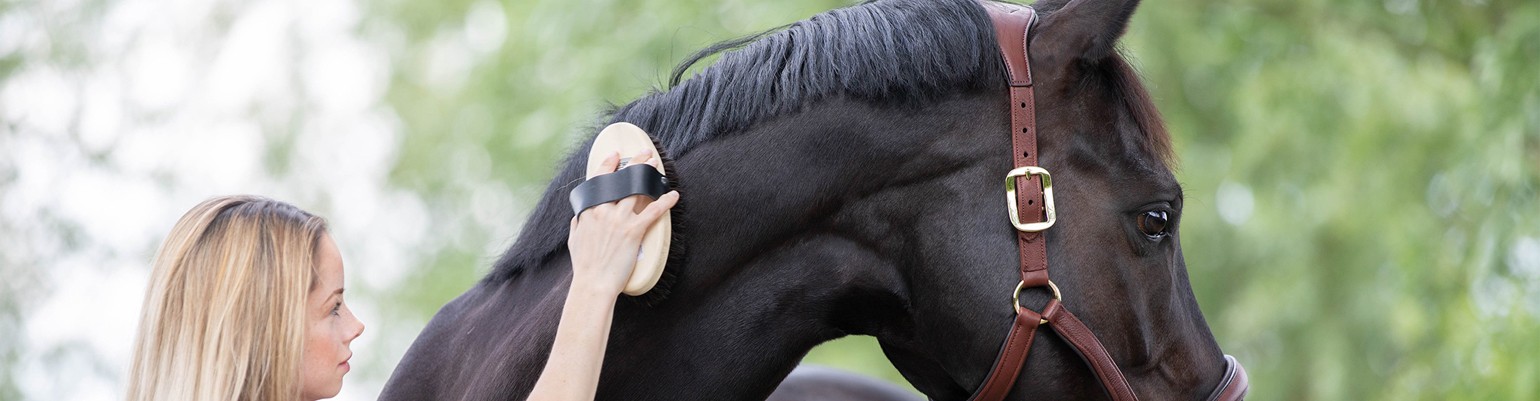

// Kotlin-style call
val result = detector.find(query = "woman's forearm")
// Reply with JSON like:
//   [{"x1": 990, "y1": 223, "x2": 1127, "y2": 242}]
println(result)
[
  {"x1": 527, "y1": 282, "x2": 618, "y2": 401},
  {"x1": 531, "y1": 150, "x2": 677, "y2": 400}
]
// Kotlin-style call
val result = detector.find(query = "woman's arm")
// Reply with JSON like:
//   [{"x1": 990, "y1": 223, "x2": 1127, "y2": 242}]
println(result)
[{"x1": 527, "y1": 151, "x2": 679, "y2": 401}]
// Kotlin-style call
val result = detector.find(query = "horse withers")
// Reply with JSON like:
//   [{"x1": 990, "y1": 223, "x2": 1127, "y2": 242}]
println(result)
[{"x1": 381, "y1": 0, "x2": 1242, "y2": 399}]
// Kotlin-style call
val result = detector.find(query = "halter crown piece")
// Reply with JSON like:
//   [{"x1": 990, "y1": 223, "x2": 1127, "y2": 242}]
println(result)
[{"x1": 968, "y1": 2, "x2": 1250, "y2": 401}]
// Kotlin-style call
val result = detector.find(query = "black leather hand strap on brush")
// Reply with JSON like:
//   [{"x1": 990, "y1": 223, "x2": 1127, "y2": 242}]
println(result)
[{"x1": 569, "y1": 164, "x2": 670, "y2": 215}]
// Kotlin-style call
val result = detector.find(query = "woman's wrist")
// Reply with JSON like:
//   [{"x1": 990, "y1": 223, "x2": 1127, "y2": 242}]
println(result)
[
  {"x1": 570, "y1": 258, "x2": 632, "y2": 297},
  {"x1": 568, "y1": 274, "x2": 623, "y2": 302}
]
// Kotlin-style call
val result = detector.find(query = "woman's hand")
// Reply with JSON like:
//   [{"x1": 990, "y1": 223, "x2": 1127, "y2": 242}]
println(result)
[{"x1": 566, "y1": 150, "x2": 679, "y2": 297}]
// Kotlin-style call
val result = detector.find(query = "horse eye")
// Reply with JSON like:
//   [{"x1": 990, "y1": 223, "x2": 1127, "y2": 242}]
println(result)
[{"x1": 1137, "y1": 210, "x2": 1169, "y2": 239}]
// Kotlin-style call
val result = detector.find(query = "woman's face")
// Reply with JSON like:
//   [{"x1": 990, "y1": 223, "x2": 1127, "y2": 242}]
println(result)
[{"x1": 299, "y1": 234, "x2": 365, "y2": 400}]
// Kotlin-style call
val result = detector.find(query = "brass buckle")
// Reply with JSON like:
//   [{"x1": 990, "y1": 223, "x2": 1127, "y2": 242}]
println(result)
[
  {"x1": 1012, "y1": 280, "x2": 1062, "y2": 324},
  {"x1": 1004, "y1": 166, "x2": 1055, "y2": 232}
]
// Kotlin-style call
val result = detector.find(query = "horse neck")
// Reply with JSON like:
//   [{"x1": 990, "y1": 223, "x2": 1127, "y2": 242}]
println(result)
[{"x1": 590, "y1": 94, "x2": 1006, "y2": 399}]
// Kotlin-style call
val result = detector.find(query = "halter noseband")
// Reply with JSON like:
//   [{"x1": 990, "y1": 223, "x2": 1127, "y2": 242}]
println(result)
[{"x1": 969, "y1": 3, "x2": 1251, "y2": 401}]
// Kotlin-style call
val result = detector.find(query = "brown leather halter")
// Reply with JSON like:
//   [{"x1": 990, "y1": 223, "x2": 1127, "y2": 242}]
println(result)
[{"x1": 968, "y1": 3, "x2": 1251, "y2": 401}]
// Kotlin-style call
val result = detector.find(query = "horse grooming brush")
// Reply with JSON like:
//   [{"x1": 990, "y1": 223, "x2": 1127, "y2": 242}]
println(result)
[{"x1": 568, "y1": 122, "x2": 673, "y2": 296}]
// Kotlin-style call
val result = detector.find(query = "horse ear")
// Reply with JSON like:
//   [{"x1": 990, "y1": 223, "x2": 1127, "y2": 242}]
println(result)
[{"x1": 1031, "y1": 0, "x2": 1140, "y2": 65}]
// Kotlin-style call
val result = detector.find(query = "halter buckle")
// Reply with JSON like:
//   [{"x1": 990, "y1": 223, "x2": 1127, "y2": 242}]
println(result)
[{"x1": 1005, "y1": 166, "x2": 1056, "y2": 232}]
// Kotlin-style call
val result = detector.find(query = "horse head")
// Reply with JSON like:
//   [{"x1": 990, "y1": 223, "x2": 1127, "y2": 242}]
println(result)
[{"x1": 873, "y1": 0, "x2": 1237, "y2": 399}]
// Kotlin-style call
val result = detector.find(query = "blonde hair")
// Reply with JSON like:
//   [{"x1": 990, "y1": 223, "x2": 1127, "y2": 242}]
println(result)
[{"x1": 127, "y1": 195, "x2": 328, "y2": 401}]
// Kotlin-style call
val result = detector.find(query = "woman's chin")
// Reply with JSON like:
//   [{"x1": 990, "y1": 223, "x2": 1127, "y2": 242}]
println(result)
[{"x1": 301, "y1": 381, "x2": 345, "y2": 401}]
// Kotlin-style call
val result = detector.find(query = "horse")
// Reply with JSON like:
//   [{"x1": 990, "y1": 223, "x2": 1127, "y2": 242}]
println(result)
[{"x1": 380, "y1": 0, "x2": 1242, "y2": 399}]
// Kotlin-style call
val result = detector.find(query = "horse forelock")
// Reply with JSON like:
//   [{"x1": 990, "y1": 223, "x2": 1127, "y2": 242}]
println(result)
[{"x1": 485, "y1": 0, "x2": 1007, "y2": 284}]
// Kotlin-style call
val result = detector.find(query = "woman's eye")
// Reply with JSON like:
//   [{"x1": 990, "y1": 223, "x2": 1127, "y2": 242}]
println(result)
[
  {"x1": 1137, "y1": 210, "x2": 1170, "y2": 239},
  {"x1": 330, "y1": 302, "x2": 342, "y2": 316}
]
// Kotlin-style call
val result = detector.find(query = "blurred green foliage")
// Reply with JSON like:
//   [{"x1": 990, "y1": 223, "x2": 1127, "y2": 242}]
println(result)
[{"x1": 1129, "y1": 0, "x2": 1540, "y2": 399}]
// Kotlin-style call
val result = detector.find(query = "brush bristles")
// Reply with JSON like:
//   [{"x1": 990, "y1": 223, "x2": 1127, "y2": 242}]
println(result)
[{"x1": 626, "y1": 133, "x2": 685, "y2": 307}]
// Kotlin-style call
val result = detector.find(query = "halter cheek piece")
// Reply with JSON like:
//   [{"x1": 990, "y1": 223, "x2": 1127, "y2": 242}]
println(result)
[{"x1": 969, "y1": 3, "x2": 1250, "y2": 401}]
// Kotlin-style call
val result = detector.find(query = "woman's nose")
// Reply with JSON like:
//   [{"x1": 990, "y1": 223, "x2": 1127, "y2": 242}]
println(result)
[{"x1": 345, "y1": 308, "x2": 365, "y2": 342}]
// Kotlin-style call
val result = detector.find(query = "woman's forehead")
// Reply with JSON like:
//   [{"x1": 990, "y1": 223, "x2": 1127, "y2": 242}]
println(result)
[{"x1": 314, "y1": 234, "x2": 346, "y2": 290}]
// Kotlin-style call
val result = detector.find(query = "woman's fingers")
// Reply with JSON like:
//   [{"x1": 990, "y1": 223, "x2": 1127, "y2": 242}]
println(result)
[
  {"x1": 635, "y1": 191, "x2": 679, "y2": 224},
  {"x1": 615, "y1": 193, "x2": 640, "y2": 213},
  {"x1": 584, "y1": 150, "x2": 669, "y2": 226},
  {"x1": 599, "y1": 151, "x2": 621, "y2": 174},
  {"x1": 630, "y1": 151, "x2": 652, "y2": 168}
]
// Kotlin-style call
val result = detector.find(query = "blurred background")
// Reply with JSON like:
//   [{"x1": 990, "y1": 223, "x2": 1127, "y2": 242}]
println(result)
[{"x1": 1, "y1": 0, "x2": 1536, "y2": 399}]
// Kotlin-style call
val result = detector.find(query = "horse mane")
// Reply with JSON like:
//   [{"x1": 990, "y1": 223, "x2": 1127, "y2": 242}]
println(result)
[
  {"x1": 484, "y1": 0, "x2": 1173, "y2": 285},
  {"x1": 617, "y1": 0, "x2": 1009, "y2": 158},
  {"x1": 483, "y1": 0, "x2": 1005, "y2": 285}
]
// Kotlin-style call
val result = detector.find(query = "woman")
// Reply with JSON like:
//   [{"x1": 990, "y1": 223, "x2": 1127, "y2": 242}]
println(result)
[{"x1": 126, "y1": 152, "x2": 678, "y2": 400}]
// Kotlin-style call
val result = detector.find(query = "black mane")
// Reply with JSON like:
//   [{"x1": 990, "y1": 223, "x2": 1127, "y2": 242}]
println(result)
[{"x1": 486, "y1": 0, "x2": 1008, "y2": 283}]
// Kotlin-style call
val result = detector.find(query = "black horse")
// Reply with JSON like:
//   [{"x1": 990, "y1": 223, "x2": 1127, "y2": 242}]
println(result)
[{"x1": 381, "y1": 0, "x2": 1235, "y2": 399}]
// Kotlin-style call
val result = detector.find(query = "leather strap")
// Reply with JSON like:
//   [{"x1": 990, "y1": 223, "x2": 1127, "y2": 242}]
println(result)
[
  {"x1": 1205, "y1": 355, "x2": 1250, "y2": 401},
  {"x1": 983, "y1": 0, "x2": 1051, "y2": 291},
  {"x1": 568, "y1": 164, "x2": 669, "y2": 215},
  {"x1": 969, "y1": 4, "x2": 1052, "y2": 401},
  {"x1": 968, "y1": 308, "x2": 1042, "y2": 400},
  {"x1": 1041, "y1": 300, "x2": 1138, "y2": 401}
]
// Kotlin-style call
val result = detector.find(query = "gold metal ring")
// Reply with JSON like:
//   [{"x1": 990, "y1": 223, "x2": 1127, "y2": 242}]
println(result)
[{"x1": 1012, "y1": 280, "x2": 1062, "y2": 324}]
